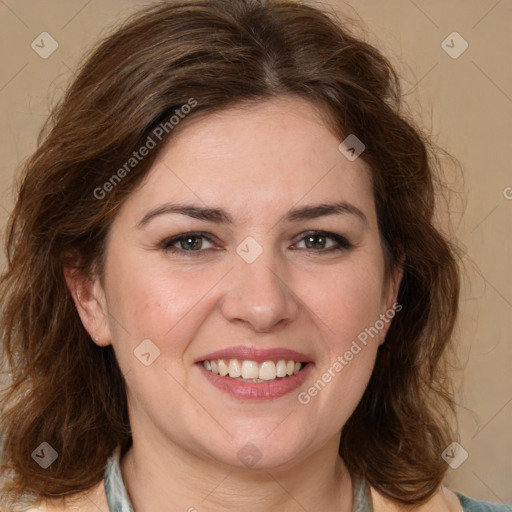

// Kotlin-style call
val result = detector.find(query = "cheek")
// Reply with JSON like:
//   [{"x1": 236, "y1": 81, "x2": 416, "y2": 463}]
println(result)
[
  {"x1": 105, "y1": 251, "x2": 203, "y2": 333},
  {"x1": 299, "y1": 266, "x2": 382, "y2": 429},
  {"x1": 307, "y1": 260, "x2": 386, "y2": 341},
  {"x1": 302, "y1": 256, "x2": 386, "y2": 412},
  {"x1": 104, "y1": 250, "x2": 225, "y2": 374}
]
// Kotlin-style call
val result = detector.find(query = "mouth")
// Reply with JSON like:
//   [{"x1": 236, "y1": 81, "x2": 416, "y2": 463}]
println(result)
[
  {"x1": 201, "y1": 358, "x2": 305, "y2": 382},
  {"x1": 196, "y1": 346, "x2": 313, "y2": 400}
]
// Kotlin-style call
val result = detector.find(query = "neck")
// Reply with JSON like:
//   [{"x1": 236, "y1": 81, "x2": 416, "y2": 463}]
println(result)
[{"x1": 121, "y1": 428, "x2": 353, "y2": 512}]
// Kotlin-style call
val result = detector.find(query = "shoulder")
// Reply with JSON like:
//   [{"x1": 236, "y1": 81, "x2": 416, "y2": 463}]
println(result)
[{"x1": 370, "y1": 483, "x2": 510, "y2": 512}]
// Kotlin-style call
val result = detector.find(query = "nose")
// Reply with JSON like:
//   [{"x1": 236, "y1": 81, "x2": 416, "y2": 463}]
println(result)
[{"x1": 220, "y1": 247, "x2": 300, "y2": 334}]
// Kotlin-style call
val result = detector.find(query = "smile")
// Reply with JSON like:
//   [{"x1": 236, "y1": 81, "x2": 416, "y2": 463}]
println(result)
[
  {"x1": 196, "y1": 346, "x2": 313, "y2": 399},
  {"x1": 202, "y1": 358, "x2": 304, "y2": 381}
]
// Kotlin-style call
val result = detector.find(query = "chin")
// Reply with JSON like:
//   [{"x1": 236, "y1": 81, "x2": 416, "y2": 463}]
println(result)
[{"x1": 202, "y1": 431, "x2": 312, "y2": 471}]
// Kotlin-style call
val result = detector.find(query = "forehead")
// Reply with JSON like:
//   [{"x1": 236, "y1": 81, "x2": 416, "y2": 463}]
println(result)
[{"x1": 117, "y1": 95, "x2": 376, "y2": 228}]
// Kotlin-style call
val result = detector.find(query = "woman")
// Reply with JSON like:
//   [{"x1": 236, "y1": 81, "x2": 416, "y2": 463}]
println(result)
[{"x1": 0, "y1": 1, "x2": 508, "y2": 511}]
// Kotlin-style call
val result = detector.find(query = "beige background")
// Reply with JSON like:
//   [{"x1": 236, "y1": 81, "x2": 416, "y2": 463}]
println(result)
[{"x1": 0, "y1": 0, "x2": 510, "y2": 504}]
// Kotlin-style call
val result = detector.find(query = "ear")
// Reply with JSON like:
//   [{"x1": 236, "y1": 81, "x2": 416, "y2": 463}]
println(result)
[
  {"x1": 378, "y1": 249, "x2": 405, "y2": 346},
  {"x1": 63, "y1": 263, "x2": 112, "y2": 347},
  {"x1": 384, "y1": 253, "x2": 404, "y2": 309}
]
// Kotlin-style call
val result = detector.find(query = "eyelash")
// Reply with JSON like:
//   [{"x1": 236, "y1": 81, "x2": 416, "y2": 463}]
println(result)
[{"x1": 159, "y1": 230, "x2": 354, "y2": 257}]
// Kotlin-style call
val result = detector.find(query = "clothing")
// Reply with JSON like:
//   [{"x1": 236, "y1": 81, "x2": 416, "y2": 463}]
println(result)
[
  {"x1": 455, "y1": 494, "x2": 512, "y2": 512},
  {"x1": 12, "y1": 445, "x2": 509, "y2": 512},
  {"x1": 103, "y1": 447, "x2": 511, "y2": 512},
  {"x1": 104, "y1": 446, "x2": 376, "y2": 511},
  {"x1": 104, "y1": 447, "x2": 135, "y2": 512}
]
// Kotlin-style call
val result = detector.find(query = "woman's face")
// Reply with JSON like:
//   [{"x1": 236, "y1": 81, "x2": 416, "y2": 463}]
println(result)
[{"x1": 79, "y1": 95, "x2": 401, "y2": 470}]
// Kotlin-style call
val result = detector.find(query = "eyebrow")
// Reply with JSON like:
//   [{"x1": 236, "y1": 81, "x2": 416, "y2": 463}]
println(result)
[{"x1": 136, "y1": 200, "x2": 368, "y2": 228}]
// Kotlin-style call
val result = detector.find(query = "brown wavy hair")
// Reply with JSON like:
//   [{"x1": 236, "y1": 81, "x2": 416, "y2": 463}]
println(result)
[{"x1": 0, "y1": 0, "x2": 461, "y2": 508}]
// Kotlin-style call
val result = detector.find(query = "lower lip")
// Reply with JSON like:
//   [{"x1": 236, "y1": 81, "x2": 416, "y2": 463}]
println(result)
[{"x1": 197, "y1": 363, "x2": 314, "y2": 400}]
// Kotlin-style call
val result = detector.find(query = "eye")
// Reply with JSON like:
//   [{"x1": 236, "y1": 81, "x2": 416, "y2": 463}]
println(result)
[
  {"x1": 160, "y1": 232, "x2": 216, "y2": 256},
  {"x1": 293, "y1": 230, "x2": 353, "y2": 253},
  {"x1": 159, "y1": 230, "x2": 353, "y2": 257}
]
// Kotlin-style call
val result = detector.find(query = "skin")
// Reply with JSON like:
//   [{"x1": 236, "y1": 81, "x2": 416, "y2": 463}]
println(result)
[{"x1": 66, "y1": 95, "x2": 403, "y2": 512}]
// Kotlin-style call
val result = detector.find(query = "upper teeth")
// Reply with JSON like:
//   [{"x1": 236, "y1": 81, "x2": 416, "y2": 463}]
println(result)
[{"x1": 202, "y1": 359, "x2": 303, "y2": 381}]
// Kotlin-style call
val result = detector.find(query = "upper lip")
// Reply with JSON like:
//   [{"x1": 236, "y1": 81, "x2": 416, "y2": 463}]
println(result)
[{"x1": 196, "y1": 345, "x2": 313, "y2": 363}]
